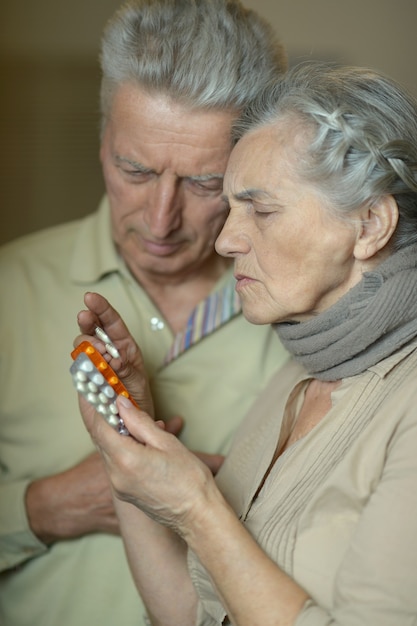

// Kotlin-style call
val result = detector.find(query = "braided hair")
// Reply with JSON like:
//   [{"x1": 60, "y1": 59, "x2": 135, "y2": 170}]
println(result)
[{"x1": 234, "y1": 62, "x2": 417, "y2": 250}]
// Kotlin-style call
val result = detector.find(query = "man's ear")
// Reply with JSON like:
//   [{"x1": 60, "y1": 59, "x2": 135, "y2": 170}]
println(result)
[{"x1": 353, "y1": 195, "x2": 399, "y2": 261}]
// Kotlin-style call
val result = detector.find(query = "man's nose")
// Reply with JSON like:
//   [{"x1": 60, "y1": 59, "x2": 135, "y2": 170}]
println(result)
[{"x1": 146, "y1": 174, "x2": 183, "y2": 237}]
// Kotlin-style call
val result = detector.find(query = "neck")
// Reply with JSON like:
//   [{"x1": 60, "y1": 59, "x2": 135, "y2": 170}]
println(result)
[
  {"x1": 132, "y1": 256, "x2": 233, "y2": 333},
  {"x1": 274, "y1": 244, "x2": 417, "y2": 380}
]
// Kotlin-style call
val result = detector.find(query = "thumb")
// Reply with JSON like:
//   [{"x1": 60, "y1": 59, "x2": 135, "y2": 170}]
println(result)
[{"x1": 116, "y1": 395, "x2": 165, "y2": 447}]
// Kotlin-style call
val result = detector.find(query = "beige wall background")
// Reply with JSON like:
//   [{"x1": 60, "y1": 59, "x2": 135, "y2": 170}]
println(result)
[{"x1": 1, "y1": 0, "x2": 416, "y2": 245}]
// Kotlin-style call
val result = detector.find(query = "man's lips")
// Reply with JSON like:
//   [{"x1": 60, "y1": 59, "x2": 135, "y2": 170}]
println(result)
[{"x1": 142, "y1": 238, "x2": 183, "y2": 256}]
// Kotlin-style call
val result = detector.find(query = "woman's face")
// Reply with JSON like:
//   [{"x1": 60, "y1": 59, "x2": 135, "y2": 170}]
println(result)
[{"x1": 216, "y1": 119, "x2": 365, "y2": 325}]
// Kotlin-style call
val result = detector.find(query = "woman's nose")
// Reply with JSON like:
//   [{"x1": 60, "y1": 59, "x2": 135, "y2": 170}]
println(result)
[{"x1": 215, "y1": 210, "x2": 249, "y2": 258}]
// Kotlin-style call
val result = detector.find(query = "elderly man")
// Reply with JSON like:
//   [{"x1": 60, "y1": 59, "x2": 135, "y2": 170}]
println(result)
[{"x1": 0, "y1": 1, "x2": 288, "y2": 625}]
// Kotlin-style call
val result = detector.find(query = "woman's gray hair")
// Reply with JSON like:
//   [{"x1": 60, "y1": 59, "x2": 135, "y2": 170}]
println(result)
[
  {"x1": 99, "y1": 0, "x2": 286, "y2": 123},
  {"x1": 235, "y1": 62, "x2": 417, "y2": 250}
]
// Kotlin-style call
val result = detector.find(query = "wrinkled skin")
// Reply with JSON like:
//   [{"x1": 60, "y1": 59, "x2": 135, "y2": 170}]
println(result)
[{"x1": 75, "y1": 292, "x2": 224, "y2": 477}]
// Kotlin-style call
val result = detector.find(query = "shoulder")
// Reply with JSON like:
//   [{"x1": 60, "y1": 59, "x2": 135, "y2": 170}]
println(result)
[{"x1": 0, "y1": 219, "x2": 83, "y2": 269}]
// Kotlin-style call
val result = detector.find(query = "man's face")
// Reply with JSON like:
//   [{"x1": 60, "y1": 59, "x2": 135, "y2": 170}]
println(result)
[{"x1": 100, "y1": 85, "x2": 235, "y2": 286}]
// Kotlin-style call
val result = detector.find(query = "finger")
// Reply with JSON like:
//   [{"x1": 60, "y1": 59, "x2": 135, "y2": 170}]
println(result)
[
  {"x1": 82, "y1": 293, "x2": 146, "y2": 379},
  {"x1": 87, "y1": 403, "x2": 136, "y2": 460},
  {"x1": 76, "y1": 308, "x2": 101, "y2": 336},
  {"x1": 72, "y1": 330, "x2": 107, "y2": 354},
  {"x1": 193, "y1": 452, "x2": 225, "y2": 475},
  {"x1": 164, "y1": 415, "x2": 184, "y2": 437},
  {"x1": 117, "y1": 396, "x2": 168, "y2": 449},
  {"x1": 83, "y1": 292, "x2": 131, "y2": 343}
]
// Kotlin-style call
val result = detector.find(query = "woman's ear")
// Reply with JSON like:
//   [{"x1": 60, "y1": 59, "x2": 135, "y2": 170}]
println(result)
[{"x1": 353, "y1": 195, "x2": 399, "y2": 261}]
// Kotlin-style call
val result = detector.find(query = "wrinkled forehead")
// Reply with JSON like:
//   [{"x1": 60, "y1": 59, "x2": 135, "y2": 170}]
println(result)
[{"x1": 224, "y1": 118, "x2": 308, "y2": 198}]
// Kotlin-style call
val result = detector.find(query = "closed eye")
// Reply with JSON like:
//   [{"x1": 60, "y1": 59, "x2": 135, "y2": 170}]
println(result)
[
  {"x1": 115, "y1": 155, "x2": 155, "y2": 181},
  {"x1": 186, "y1": 176, "x2": 224, "y2": 196}
]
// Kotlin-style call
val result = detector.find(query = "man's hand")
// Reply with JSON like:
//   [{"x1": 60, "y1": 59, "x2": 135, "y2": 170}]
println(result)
[
  {"x1": 75, "y1": 292, "x2": 154, "y2": 417},
  {"x1": 25, "y1": 452, "x2": 119, "y2": 545}
]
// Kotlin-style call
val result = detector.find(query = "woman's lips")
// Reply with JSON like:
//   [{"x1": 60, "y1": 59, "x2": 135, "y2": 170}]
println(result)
[{"x1": 234, "y1": 273, "x2": 255, "y2": 290}]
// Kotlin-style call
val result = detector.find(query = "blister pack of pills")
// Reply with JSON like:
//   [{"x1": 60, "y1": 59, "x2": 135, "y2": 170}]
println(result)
[{"x1": 70, "y1": 338, "x2": 137, "y2": 435}]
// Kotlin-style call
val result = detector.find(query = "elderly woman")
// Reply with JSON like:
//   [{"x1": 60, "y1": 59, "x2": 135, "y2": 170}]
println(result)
[{"x1": 74, "y1": 62, "x2": 417, "y2": 626}]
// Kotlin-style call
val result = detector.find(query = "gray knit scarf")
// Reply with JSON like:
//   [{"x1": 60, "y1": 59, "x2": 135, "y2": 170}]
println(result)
[{"x1": 274, "y1": 243, "x2": 417, "y2": 381}]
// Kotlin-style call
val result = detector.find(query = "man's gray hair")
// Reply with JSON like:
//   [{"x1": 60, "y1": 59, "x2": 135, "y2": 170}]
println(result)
[
  {"x1": 235, "y1": 62, "x2": 417, "y2": 250},
  {"x1": 99, "y1": 0, "x2": 287, "y2": 125}
]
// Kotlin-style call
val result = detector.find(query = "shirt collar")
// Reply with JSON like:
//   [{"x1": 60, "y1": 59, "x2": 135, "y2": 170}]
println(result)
[{"x1": 368, "y1": 336, "x2": 417, "y2": 379}]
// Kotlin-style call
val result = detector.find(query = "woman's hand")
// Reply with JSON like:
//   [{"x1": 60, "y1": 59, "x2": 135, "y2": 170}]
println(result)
[
  {"x1": 88, "y1": 393, "x2": 217, "y2": 536},
  {"x1": 74, "y1": 291, "x2": 154, "y2": 418}
]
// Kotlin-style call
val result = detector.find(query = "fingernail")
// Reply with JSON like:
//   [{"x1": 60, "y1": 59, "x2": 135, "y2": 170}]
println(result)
[{"x1": 118, "y1": 395, "x2": 133, "y2": 408}]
